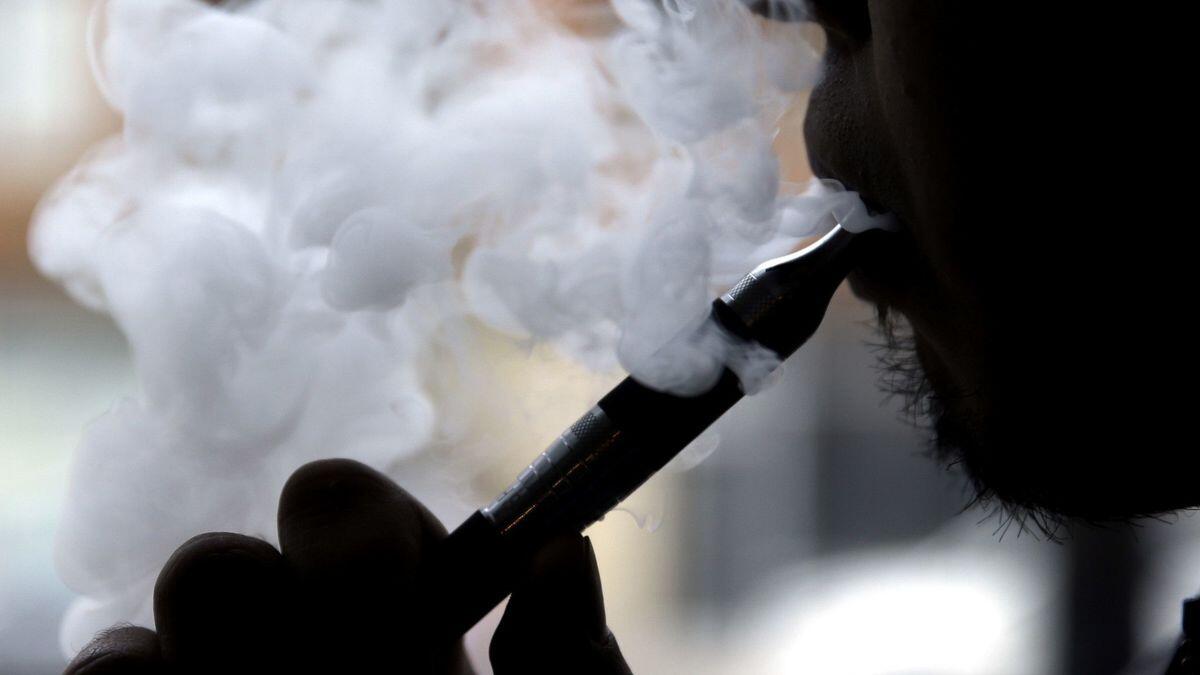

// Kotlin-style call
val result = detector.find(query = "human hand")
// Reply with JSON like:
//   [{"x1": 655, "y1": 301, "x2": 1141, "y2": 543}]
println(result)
[{"x1": 63, "y1": 459, "x2": 631, "y2": 674}]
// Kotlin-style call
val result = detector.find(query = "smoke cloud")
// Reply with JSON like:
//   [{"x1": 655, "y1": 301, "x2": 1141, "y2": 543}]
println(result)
[{"x1": 31, "y1": 0, "x2": 884, "y2": 655}]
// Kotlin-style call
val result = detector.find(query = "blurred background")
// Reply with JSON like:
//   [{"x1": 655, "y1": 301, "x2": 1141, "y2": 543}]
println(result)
[{"x1": 3, "y1": 2, "x2": 1200, "y2": 673}]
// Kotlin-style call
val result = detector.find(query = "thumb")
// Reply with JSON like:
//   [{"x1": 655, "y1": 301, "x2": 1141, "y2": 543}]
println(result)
[{"x1": 490, "y1": 535, "x2": 632, "y2": 675}]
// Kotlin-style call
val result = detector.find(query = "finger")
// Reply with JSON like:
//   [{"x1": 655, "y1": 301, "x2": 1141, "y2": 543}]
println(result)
[
  {"x1": 152, "y1": 532, "x2": 290, "y2": 673},
  {"x1": 64, "y1": 625, "x2": 164, "y2": 675},
  {"x1": 491, "y1": 535, "x2": 632, "y2": 675},
  {"x1": 276, "y1": 458, "x2": 468, "y2": 672}
]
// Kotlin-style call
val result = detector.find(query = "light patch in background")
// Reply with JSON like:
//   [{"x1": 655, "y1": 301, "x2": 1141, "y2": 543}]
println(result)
[
  {"x1": 0, "y1": 2, "x2": 115, "y2": 202},
  {"x1": 1134, "y1": 518, "x2": 1200, "y2": 666},
  {"x1": 735, "y1": 524, "x2": 1062, "y2": 675},
  {"x1": 0, "y1": 4, "x2": 86, "y2": 137},
  {"x1": 0, "y1": 291, "x2": 135, "y2": 671}
]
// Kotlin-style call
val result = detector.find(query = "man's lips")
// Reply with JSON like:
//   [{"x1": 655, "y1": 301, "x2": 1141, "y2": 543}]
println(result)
[
  {"x1": 840, "y1": 200, "x2": 921, "y2": 310},
  {"x1": 803, "y1": 0, "x2": 871, "y2": 44},
  {"x1": 858, "y1": 193, "x2": 888, "y2": 218},
  {"x1": 808, "y1": 145, "x2": 915, "y2": 309}
]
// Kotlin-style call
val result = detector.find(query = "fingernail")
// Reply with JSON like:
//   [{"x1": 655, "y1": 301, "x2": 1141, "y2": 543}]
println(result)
[{"x1": 581, "y1": 536, "x2": 607, "y2": 640}]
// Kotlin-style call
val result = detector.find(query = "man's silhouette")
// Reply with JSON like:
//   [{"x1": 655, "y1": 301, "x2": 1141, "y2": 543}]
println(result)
[{"x1": 66, "y1": 1, "x2": 1197, "y2": 672}]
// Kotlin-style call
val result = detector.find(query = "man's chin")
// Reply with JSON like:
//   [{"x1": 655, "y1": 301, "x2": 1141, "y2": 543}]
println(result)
[
  {"x1": 873, "y1": 322, "x2": 1198, "y2": 529},
  {"x1": 932, "y1": 402, "x2": 1200, "y2": 528}
]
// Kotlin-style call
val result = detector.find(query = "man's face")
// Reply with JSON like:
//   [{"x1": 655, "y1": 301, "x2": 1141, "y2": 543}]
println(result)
[{"x1": 798, "y1": 1, "x2": 1195, "y2": 523}]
